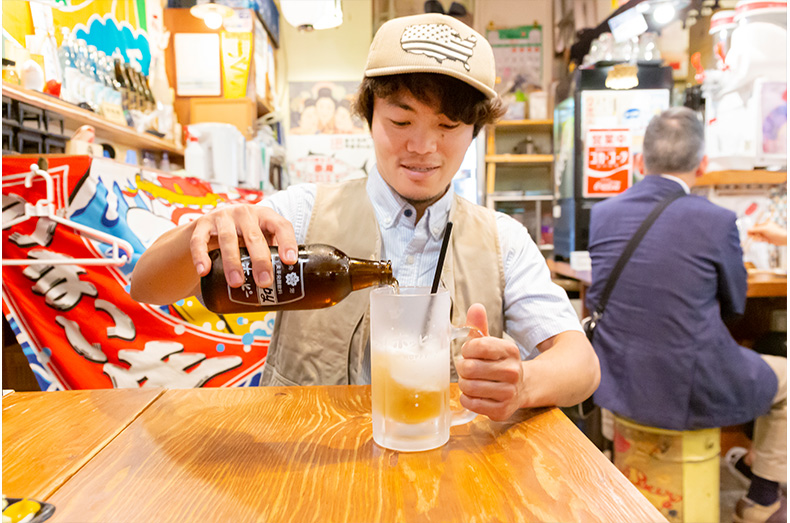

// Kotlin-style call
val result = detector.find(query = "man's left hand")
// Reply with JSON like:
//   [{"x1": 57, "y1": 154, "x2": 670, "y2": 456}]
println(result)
[{"x1": 455, "y1": 304, "x2": 525, "y2": 421}]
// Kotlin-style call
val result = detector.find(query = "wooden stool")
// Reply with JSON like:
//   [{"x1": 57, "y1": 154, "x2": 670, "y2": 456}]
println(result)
[{"x1": 612, "y1": 414, "x2": 720, "y2": 523}]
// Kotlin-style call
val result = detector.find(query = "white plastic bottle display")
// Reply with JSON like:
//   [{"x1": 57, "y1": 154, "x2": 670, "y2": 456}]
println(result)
[
  {"x1": 58, "y1": 28, "x2": 80, "y2": 104},
  {"x1": 184, "y1": 132, "x2": 208, "y2": 179}
]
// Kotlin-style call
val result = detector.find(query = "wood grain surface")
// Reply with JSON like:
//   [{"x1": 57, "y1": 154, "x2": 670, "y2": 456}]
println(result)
[
  {"x1": 45, "y1": 386, "x2": 665, "y2": 523},
  {"x1": 2, "y1": 388, "x2": 163, "y2": 500}
]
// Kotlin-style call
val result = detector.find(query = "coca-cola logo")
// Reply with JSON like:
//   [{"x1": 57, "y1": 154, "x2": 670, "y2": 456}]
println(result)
[{"x1": 593, "y1": 179, "x2": 622, "y2": 192}]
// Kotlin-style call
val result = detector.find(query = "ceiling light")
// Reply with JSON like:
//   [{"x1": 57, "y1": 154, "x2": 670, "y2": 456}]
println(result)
[
  {"x1": 281, "y1": 0, "x2": 343, "y2": 31},
  {"x1": 636, "y1": 0, "x2": 690, "y2": 26},
  {"x1": 605, "y1": 64, "x2": 640, "y2": 90},
  {"x1": 653, "y1": 3, "x2": 677, "y2": 23},
  {"x1": 190, "y1": 0, "x2": 234, "y2": 30}
]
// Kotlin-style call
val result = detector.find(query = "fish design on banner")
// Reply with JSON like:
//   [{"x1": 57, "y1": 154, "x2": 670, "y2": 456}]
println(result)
[{"x1": 2, "y1": 156, "x2": 274, "y2": 391}]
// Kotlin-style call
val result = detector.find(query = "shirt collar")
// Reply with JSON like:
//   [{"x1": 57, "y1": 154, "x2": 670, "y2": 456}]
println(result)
[
  {"x1": 659, "y1": 174, "x2": 691, "y2": 194},
  {"x1": 367, "y1": 165, "x2": 453, "y2": 240}
]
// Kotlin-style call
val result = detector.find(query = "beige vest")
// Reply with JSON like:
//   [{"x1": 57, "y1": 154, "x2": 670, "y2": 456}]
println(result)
[{"x1": 261, "y1": 177, "x2": 504, "y2": 386}]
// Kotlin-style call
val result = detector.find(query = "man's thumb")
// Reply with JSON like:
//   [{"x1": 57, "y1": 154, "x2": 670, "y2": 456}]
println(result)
[{"x1": 465, "y1": 303, "x2": 489, "y2": 336}]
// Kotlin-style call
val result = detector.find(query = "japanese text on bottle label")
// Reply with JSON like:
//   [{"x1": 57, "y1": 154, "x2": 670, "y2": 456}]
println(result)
[{"x1": 226, "y1": 253, "x2": 305, "y2": 306}]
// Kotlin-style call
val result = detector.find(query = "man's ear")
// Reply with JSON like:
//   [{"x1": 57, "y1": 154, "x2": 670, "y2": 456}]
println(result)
[{"x1": 633, "y1": 153, "x2": 644, "y2": 175}]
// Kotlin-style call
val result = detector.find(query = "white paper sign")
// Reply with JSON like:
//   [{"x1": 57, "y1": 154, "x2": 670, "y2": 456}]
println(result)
[{"x1": 174, "y1": 33, "x2": 221, "y2": 96}]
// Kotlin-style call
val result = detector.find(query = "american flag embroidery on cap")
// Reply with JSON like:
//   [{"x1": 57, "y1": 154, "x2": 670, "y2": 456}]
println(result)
[{"x1": 401, "y1": 23, "x2": 477, "y2": 71}]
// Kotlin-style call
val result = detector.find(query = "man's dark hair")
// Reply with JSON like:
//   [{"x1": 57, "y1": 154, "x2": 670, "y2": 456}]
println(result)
[
  {"x1": 352, "y1": 73, "x2": 505, "y2": 137},
  {"x1": 643, "y1": 107, "x2": 705, "y2": 175}
]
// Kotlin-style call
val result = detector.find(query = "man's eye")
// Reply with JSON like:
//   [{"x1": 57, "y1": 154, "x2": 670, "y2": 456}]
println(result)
[
  {"x1": 391, "y1": 120, "x2": 410, "y2": 127},
  {"x1": 441, "y1": 123, "x2": 460, "y2": 130}
]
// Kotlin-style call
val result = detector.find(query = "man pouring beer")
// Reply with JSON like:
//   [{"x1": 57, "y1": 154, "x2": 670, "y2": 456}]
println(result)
[{"x1": 131, "y1": 13, "x2": 599, "y2": 422}]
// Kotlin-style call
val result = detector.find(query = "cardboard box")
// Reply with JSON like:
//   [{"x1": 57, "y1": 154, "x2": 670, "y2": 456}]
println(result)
[{"x1": 189, "y1": 97, "x2": 256, "y2": 139}]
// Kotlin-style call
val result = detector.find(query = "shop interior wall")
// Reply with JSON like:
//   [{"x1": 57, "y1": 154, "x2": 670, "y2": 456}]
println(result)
[
  {"x1": 278, "y1": 0, "x2": 373, "y2": 132},
  {"x1": 475, "y1": 0, "x2": 555, "y2": 93}
]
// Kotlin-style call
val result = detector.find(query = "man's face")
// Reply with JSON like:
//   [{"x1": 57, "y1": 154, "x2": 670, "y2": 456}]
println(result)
[{"x1": 370, "y1": 89, "x2": 474, "y2": 216}]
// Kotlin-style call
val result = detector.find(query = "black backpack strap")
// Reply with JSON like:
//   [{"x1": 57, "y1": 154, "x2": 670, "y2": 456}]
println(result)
[{"x1": 592, "y1": 189, "x2": 686, "y2": 319}]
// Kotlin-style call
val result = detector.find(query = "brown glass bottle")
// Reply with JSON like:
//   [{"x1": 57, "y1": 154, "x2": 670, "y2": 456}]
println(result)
[{"x1": 200, "y1": 244, "x2": 396, "y2": 314}]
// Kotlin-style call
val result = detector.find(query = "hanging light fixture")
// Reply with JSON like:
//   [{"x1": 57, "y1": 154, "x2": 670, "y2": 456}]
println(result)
[
  {"x1": 280, "y1": 0, "x2": 343, "y2": 31},
  {"x1": 636, "y1": 0, "x2": 691, "y2": 26},
  {"x1": 190, "y1": 0, "x2": 234, "y2": 30},
  {"x1": 605, "y1": 63, "x2": 640, "y2": 90}
]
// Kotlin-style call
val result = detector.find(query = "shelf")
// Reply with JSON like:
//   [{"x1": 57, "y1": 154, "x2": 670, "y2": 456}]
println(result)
[
  {"x1": 256, "y1": 96, "x2": 275, "y2": 118},
  {"x1": 3, "y1": 82, "x2": 184, "y2": 158},
  {"x1": 493, "y1": 119, "x2": 553, "y2": 128},
  {"x1": 695, "y1": 170, "x2": 787, "y2": 186},
  {"x1": 488, "y1": 193, "x2": 553, "y2": 202},
  {"x1": 485, "y1": 154, "x2": 554, "y2": 164}
]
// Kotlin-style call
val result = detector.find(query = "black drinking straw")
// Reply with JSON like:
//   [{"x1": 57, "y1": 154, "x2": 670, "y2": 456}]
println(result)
[
  {"x1": 420, "y1": 221, "x2": 453, "y2": 339},
  {"x1": 431, "y1": 222, "x2": 453, "y2": 294}
]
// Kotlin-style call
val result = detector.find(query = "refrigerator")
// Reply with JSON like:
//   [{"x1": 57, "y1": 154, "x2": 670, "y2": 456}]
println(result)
[{"x1": 553, "y1": 65, "x2": 674, "y2": 260}]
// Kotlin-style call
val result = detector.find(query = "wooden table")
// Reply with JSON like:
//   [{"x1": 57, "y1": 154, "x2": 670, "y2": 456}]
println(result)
[
  {"x1": 3, "y1": 386, "x2": 665, "y2": 522},
  {"x1": 547, "y1": 260, "x2": 787, "y2": 317}
]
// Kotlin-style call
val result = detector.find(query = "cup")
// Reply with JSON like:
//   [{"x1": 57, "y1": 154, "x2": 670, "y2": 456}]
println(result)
[{"x1": 370, "y1": 286, "x2": 479, "y2": 452}]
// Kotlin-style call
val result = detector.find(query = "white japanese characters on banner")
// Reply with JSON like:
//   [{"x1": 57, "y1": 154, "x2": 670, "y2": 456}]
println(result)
[{"x1": 584, "y1": 128, "x2": 632, "y2": 198}]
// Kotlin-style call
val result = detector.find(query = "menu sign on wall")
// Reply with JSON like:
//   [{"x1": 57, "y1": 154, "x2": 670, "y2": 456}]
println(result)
[{"x1": 584, "y1": 128, "x2": 632, "y2": 198}]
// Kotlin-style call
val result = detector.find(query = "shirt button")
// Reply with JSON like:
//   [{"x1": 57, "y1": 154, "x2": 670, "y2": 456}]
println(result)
[
  {"x1": 406, "y1": 255, "x2": 415, "y2": 265},
  {"x1": 404, "y1": 209, "x2": 413, "y2": 217}
]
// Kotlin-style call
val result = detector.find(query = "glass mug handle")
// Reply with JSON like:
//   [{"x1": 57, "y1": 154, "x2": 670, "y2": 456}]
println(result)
[{"x1": 449, "y1": 326, "x2": 485, "y2": 427}]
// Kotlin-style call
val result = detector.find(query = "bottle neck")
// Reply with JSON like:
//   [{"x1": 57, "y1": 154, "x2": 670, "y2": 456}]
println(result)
[{"x1": 349, "y1": 259, "x2": 394, "y2": 291}]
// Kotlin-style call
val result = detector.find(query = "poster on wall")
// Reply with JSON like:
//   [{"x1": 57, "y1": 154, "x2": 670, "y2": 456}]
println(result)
[
  {"x1": 757, "y1": 80, "x2": 788, "y2": 162},
  {"x1": 583, "y1": 128, "x2": 632, "y2": 197},
  {"x1": 175, "y1": 33, "x2": 221, "y2": 96},
  {"x1": 287, "y1": 81, "x2": 375, "y2": 185},
  {"x1": 486, "y1": 25, "x2": 543, "y2": 96},
  {"x1": 289, "y1": 81, "x2": 366, "y2": 135}
]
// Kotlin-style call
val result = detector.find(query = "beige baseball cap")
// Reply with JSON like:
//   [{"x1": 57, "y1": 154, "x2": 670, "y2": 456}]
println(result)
[{"x1": 364, "y1": 13, "x2": 497, "y2": 100}]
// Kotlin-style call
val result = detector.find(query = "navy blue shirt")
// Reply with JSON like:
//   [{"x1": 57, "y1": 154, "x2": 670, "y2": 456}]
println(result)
[{"x1": 586, "y1": 175, "x2": 777, "y2": 430}]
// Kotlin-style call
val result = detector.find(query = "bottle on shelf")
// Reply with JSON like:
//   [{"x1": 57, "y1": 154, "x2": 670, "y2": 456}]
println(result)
[
  {"x1": 121, "y1": 60, "x2": 140, "y2": 111},
  {"x1": 73, "y1": 39, "x2": 94, "y2": 108},
  {"x1": 99, "y1": 51, "x2": 123, "y2": 109},
  {"x1": 57, "y1": 28, "x2": 79, "y2": 103},
  {"x1": 184, "y1": 128, "x2": 208, "y2": 178},
  {"x1": 139, "y1": 70, "x2": 156, "y2": 111},
  {"x1": 131, "y1": 68, "x2": 148, "y2": 112},
  {"x1": 112, "y1": 54, "x2": 131, "y2": 112},
  {"x1": 86, "y1": 45, "x2": 106, "y2": 110},
  {"x1": 160, "y1": 152, "x2": 171, "y2": 172},
  {"x1": 141, "y1": 151, "x2": 157, "y2": 169},
  {"x1": 200, "y1": 244, "x2": 396, "y2": 313}
]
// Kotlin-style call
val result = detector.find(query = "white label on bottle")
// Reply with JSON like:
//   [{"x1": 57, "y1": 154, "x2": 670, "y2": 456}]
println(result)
[{"x1": 227, "y1": 253, "x2": 305, "y2": 306}]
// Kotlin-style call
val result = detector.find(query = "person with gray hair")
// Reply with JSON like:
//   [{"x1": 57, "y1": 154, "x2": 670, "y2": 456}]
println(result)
[
  {"x1": 641, "y1": 106, "x2": 706, "y2": 174},
  {"x1": 586, "y1": 107, "x2": 787, "y2": 523}
]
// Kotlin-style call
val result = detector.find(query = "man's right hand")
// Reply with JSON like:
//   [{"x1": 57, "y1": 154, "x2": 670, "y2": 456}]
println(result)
[
  {"x1": 190, "y1": 204, "x2": 299, "y2": 289},
  {"x1": 131, "y1": 203, "x2": 298, "y2": 306}
]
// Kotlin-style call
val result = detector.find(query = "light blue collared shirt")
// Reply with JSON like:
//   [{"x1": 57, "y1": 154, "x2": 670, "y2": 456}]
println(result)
[
  {"x1": 659, "y1": 174, "x2": 691, "y2": 194},
  {"x1": 261, "y1": 167, "x2": 582, "y2": 371}
]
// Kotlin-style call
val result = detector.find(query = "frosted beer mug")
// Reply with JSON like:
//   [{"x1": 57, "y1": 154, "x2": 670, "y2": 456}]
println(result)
[{"x1": 371, "y1": 286, "x2": 479, "y2": 452}]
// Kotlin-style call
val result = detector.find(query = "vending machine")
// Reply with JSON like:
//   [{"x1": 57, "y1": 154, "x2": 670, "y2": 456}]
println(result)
[{"x1": 553, "y1": 65, "x2": 673, "y2": 260}]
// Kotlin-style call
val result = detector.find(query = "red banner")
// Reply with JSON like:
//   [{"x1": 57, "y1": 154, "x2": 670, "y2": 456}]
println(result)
[{"x1": 2, "y1": 156, "x2": 274, "y2": 390}]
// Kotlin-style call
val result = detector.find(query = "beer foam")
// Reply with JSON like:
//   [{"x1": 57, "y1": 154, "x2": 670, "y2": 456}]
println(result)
[{"x1": 382, "y1": 345, "x2": 449, "y2": 391}]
